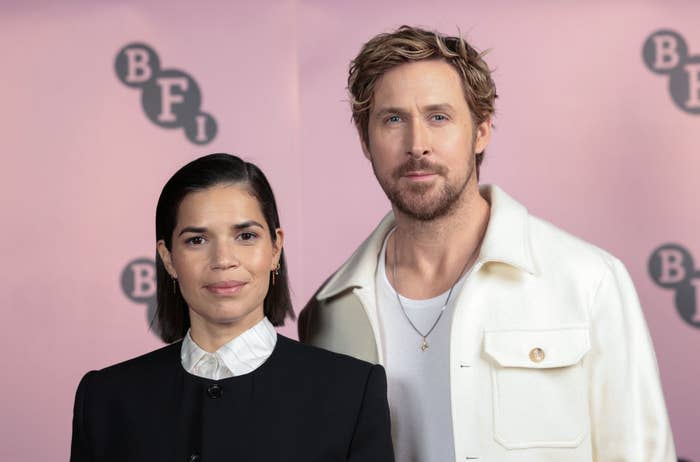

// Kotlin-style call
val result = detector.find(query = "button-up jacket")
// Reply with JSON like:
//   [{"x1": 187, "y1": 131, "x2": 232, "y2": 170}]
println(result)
[
  {"x1": 298, "y1": 185, "x2": 676, "y2": 461},
  {"x1": 70, "y1": 336, "x2": 394, "y2": 462}
]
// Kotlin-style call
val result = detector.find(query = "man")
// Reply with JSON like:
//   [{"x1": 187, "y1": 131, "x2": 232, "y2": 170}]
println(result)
[{"x1": 299, "y1": 26, "x2": 676, "y2": 461}]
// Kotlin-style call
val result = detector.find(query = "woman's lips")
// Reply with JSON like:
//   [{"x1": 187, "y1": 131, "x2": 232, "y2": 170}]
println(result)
[{"x1": 205, "y1": 280, "x2": 247, "y2": 295}]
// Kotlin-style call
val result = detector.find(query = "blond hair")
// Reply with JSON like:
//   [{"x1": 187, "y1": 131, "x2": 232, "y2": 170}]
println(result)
[{"x1": 348, "y1": 25, "x2": 497, "y2": 172}]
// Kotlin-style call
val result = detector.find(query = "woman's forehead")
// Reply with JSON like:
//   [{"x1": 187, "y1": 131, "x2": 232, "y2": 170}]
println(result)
[{"x1": 176, "y1": 184, "x2": 266, "y2": 227}]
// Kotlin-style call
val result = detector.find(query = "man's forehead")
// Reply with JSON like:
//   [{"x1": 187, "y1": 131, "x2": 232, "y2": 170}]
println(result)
[{"x1": 370, "y1": 60, "x2": 466, "y2": 112}]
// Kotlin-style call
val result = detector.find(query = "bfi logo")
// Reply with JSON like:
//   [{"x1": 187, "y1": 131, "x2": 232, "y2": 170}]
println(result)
[
  {"x1": 121, "y1": 257, "x2": 157, "y2": 327},
  {"x1": 643, "y1": 30, "x2": 700, "y2": 115},
  {"x1": 649, "y1": 244, "x2": 700, "y2": 328},
  {"x1": 115, "y1": 43, "x2": 218, "y2": 144}
]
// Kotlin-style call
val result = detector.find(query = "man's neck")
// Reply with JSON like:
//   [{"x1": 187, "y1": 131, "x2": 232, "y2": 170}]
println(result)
[{"x1": 387, "y1": 184, "x2": 490, "y2": 299}]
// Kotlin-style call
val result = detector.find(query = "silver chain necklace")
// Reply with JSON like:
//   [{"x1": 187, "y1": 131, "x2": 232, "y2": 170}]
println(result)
[{"x1": 392, "y1": 230, "x2": 477, "y2": 352}]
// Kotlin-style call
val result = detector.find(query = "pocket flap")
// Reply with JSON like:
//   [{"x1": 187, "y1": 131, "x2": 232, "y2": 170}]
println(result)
[{"x1": 484, "y1": 326, "x2": 590, "y2": 369}]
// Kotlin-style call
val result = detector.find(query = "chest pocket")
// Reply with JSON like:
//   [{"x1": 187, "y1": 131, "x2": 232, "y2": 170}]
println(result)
[{"x1": 484, "y1": 326, "x2": 591, "y2": 449}]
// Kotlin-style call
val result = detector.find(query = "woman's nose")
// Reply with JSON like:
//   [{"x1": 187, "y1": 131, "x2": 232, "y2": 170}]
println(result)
[{"x1": 210, "y1": 242, "x2": 239, "y2": 270}]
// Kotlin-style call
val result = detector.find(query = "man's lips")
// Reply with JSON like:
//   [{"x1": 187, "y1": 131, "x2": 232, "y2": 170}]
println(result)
[
  {"x1": 204, "y1": 280, "x2": 247, "y2": 295},
  {"x1": 403, "y1": 171, "x2": 437, "y2": 180}
]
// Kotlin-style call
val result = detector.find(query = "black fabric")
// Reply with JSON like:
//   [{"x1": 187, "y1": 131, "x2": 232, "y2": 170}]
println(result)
[{"x1": 70, "y1": 335, "x2": 394, "y2": 462}]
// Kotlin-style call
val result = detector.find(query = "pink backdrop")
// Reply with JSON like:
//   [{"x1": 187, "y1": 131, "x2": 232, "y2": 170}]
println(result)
[{"x1": 1, "y1": 1, "x2": 698, "y2": 460}]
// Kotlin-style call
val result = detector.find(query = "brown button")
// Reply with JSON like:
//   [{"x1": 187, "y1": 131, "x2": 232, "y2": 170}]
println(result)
[{"x1": 529, "y1": 347, "x2": 545, "y2": 363}]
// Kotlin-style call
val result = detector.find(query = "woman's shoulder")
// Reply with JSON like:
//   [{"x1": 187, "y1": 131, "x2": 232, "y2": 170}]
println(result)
[
  {"x1": 267, "y1": 336, "x2": 387, "y2": 406},
  {"x1": 78, "y1": 341, "x2": 182, "y2": 390},
  {"x1": 274, "y1": 334, "x2": 382, "y2": 377}
]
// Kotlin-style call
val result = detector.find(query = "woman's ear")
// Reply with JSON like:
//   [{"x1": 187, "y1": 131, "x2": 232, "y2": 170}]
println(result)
[
  {"x1": 157, "y1": 240, "x2": 177, "y2": 278},
  {"x1": 272, "y1": 228, "x2": 284, "y2": 270}
]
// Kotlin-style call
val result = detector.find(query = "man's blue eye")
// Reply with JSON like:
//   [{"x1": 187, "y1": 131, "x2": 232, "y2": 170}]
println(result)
[{"x1": 387, "y1": 115, "x2": 401, "y2": 123}]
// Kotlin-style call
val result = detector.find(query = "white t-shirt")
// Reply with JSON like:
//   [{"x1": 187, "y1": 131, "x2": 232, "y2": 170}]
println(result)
[{"x1": 376, "y1": 230, "x2": 467, "y2": 462}]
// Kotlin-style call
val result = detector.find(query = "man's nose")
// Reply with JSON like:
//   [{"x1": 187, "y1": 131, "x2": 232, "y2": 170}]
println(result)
[{"x1": 407, "y1": 119, "x2": 430, "y2": 158}]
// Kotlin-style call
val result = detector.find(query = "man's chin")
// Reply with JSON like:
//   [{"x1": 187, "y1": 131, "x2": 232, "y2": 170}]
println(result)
[{"x1": 393, "y1": 197, "x2": 454, "y2": 221}]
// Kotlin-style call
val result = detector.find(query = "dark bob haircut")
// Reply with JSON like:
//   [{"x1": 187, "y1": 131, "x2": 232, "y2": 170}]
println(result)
[{"x1": 154, "y1": 153, "x2": 294, "y2": 343}]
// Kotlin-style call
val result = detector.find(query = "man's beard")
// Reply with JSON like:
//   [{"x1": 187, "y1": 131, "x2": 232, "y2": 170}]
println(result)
[{"x1": 372, "y1": 156, "x2": 473, "y2": 221}]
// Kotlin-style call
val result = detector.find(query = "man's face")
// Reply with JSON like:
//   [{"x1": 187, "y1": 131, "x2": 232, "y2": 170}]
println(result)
[{"x1": 364, "y1": 59, "x2": 491, "y2": 221}]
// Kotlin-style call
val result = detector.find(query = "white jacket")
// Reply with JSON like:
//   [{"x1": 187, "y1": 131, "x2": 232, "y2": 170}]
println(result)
[{"x1": 298, "y1": 185, "x2": 676, "y2": 461}]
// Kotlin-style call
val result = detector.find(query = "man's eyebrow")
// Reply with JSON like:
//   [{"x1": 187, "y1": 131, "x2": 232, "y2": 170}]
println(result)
[
  {"x1": 422, "y1": 103, "x2": 455, "y2": 112},
  {"x1": 177, "y1": 221, "x2": 265, "y2": 236},
  {"x1": 373, "y1": 107, "x2": 407, "y2": 118},
  {"x1": 373, "y1": 104, "x2": 455, "y2": 118}
]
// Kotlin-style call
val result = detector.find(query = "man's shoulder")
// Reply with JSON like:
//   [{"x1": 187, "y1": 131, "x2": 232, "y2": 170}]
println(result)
[
  {"x1": 315, "y1": 212, "x2": 395, "y2": 297},
  {"x1": 527, "y1": 212, "x2": 619, "y2": 276}
]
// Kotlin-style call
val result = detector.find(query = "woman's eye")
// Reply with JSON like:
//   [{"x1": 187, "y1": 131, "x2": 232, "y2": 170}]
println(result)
[
  {"x1": 238, "y1": 232, "x2": 258, "y2": 241},
  {"x1": 186, "y1": 236, "x2": 205, "y2": 245}
]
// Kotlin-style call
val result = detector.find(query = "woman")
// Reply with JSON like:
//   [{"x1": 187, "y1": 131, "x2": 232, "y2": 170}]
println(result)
[{"x1": 70, "y1": 153, "x2": 394, "y2": 462}]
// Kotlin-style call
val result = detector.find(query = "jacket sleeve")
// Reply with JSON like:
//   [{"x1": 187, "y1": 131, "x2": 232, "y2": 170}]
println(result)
[
  {"x1": 70, "y1": 371, "x2": 95, "y2": 462},
  {"x1": 299, "y1": 276, "x2": 334, "y2": 345},
  {"x1": 588, "y1": 258, "x2": 676, "y2": 461},
  {"x1": 297, "y1": 293, "x2": 319, "y2": 344},
  {"x1": 347, "y1": 364, "x2": 395, "y2": 461}
]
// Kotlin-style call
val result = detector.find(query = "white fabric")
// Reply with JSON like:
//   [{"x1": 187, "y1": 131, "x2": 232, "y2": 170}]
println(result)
[
  {"x1": 314, "y1": 184, "x2": 677, "y2": 462},
  {"x1": 376, "y1": 230, "x2": 466, "y2": 462},
  {"x1": 181, "y1": 317, "x2": 277, "y2": 379}
]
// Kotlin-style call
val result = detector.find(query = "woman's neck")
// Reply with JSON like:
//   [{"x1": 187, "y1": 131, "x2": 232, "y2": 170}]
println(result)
[{"x1": 188, "y1": 310, "x2": 265, "y2": 352}]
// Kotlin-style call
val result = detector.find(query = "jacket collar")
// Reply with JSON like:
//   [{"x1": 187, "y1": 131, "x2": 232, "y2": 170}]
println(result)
[
  {"x1": 316, "y1": 184, "x2": 539, "y2": 301},
  {"x1": 478, "y1": 185, "x2": 539, "y2": 275}
]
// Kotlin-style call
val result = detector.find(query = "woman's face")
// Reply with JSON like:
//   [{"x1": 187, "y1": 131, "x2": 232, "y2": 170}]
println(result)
[{"x1": 157, "y1": 183, "x2": 282, "y2": 337}]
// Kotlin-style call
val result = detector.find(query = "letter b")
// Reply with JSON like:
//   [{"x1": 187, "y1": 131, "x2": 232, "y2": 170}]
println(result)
[
  {"x1": 643, "y1": 30, "x2": 687, "y2": 75},
  {"x1": 658, "y1": 249, "x2": 686, "y2": 284},
  {"x1": 115, "y1": 43, "x2": 160, "y2": 88},
  {"x1": 652, "y1": 35, "x2": 680, "y2": 70},
  {"x1": 121, "y1": 258, "x2": 157, "y2": 303},
  {"x1": 129, "y1": 262, "x2": 156, "y2": 298},
  {"x1": 649, "y1": 244, "x2": 693, "y2": 288}
]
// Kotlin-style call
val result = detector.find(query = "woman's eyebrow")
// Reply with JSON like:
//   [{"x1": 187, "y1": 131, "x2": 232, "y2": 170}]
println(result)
[
  {"x1": 178, "y1": 226, "x2": 206, "y2": 236},
  {"x1": 233, "y1": 220, "x2": 264, "y2": 230},
  {"x1": 177, "y1": 221, "x2": 265, "y2": 236}
]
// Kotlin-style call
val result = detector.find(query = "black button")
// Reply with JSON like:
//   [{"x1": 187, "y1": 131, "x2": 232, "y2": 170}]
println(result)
[
  {"x1": 189, "y1": 454, "x2": 200, "y2": 462},
  {"x1": 207, "y1": 384, "x2": 223, "y2": 399}
]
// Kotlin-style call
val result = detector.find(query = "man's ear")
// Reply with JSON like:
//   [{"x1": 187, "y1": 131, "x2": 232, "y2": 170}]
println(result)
[
  {"x1": 157, "y1": 240, "x2": 177, "y2": 278},
  {"x1": 474, "y1": 117, "x2": 493, "y2": 154},
  {"x1": 360, "y1": 131, "x2": 372, "y2": 161}
]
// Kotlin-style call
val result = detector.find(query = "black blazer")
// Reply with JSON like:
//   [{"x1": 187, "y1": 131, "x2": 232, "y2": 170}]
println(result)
[{"x1": 71, "y1": 335, "x2": 394, "y2": 462}]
